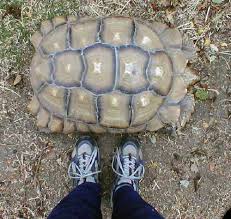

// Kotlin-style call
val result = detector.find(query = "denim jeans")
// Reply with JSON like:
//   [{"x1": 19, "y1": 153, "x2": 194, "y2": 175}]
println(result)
[{"x1": 47, "y1": 182, "x2": 164, "y2": 219}]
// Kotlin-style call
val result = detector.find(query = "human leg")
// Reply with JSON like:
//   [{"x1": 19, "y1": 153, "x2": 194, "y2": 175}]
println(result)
[
  {"x1": 47, "y1": 136, "x2": 102, "y2": 219},
  {"x1": 111, "y1": 138, "x2": 164, "y2": 219}
]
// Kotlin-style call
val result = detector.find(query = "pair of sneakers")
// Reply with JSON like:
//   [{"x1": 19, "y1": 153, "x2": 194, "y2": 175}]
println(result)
[{"x1": 68, "y1": 136, "x2": 145, "y2": 196}]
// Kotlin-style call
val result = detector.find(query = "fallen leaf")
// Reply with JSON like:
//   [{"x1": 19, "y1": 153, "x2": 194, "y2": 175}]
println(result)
[
  {"x1": 212, "y1": 0, "x2": 224, "y2": 4},
  {"x1": 13, "y1": 74, "x2": 22, "y2": 85}
]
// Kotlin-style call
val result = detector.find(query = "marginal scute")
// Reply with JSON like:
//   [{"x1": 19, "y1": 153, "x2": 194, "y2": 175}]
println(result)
[
  {"x1": 127, "y1": 124, "x2": 146, "y2": 133},
  {"x1": 135, "y1": 21, "x2": 164, "y2": 51},
  {"x1": 182, "y1": 67, "x2": 200, "y2": 86},
  {"x1": 27, "y1": 96, "x2": 40, "y2": 115},
  {"x1": 55, "y1": 51, "x2": 82, "y2": 86},
  {"x1": 71, "y1": 19, "x2": 99, "y2": 49},
  {"x1": 132, "y1": 91, "x2": 163, "y2": 126},
  {"x1": 146, "y1": 115, "x2": 164, "y2": 131},
  {"x1": 31, "y1": 31, "x2": 43, "y2": 49},
  {"x1": 37, "y1": 108, "x2": 50, "y2": 128},
  {"x1": 52, "y1": 16, "x2": 66, "y2": 27},
  {"x1": 84, "y1": 45, "x2": 114, "y2": 93},
  {"x1": 99, "y1": 92, "x2": 131, "y2": 128},
  {"x1": 168, "y1": 49, "x2": 188, "y2": 74},
  {"x1": 67, "y1": 15, "x2": 78, "y2": 23},
  {"x1": 108, "y1": 128, "x2": 126, "y2": 134},
  {"x1": 38, "y1": 85, "x2": 66, "y2": 116},
  {"x1": 151, "y1": 22, "x2": 168, "y2": 35},
  {"x1": 88, "y1": 124, "x2": 106, "y2": 133},
  {"x1": 148, "y1": 52, "x2": 173, "y2": 95},
  {"x1": 119, "y1": 47, "x2": 148, "y2": 93},
  {"x1": 48, "y1": 116, "x2": 63, "y2": 133},
  {"x1": 40, "y1": 20, "x2": 53, "y2": 35},
  {"x1": 182, "y1": 35, "x2": 196, "y2": 60},
  {"x1": 179, "y1": 94, "x2": 195, "y2": 127},
  {"x1": 41, "y1": 25, "x2": 67, "y2": 54},
  {"x1": 30, "y1": 54, "x2": 50, "y2": 89},
  {"x1": 161, "y1": 28, "x2": 182, "y2": 49},
  {"x1": 68, "y1": 88, "x2": 97, "y2": 123},
  {"x1": 167, "y1": 76, "x2": 187, "y2": 103},
  {"x1": 158, "y1": 105, "x2": 181, "y2": 124},
  {"x1": 102, "y1": 17, "x2": 133, "y2": 45},
  {"x1": 76, "y1": 122, "x2": 89, "y2": 132},
  {"x1": 63, "y1": 120, "x2": 76, "y2": 134}
]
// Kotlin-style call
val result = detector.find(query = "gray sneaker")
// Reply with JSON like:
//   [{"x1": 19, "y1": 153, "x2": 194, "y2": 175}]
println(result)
[
  {"x1": 112, "y1": 137, "x2": 145, "y2": 194},
  {"x1": 68, "y1": 136, "x2": 100, "y2": 186}
]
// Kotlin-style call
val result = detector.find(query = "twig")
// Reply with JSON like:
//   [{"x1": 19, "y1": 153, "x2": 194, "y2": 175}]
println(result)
[
  {"x1": 118, "y1": 0, "x2": 132, "y2": 13},
  {"x1": 205, "y1": 6, "x2": 211, "y2": 23},
  {"x1": 0, "y1": 85, "x2": 21, "y2": 97}
]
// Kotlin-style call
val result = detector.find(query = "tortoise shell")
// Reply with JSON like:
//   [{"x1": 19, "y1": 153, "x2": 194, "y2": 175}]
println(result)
[{"x1": 28, "y1": 16, "x2": 198, "y2": 133}]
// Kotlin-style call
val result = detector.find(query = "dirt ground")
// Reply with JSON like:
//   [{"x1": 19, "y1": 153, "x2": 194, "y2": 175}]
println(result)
[{"x1": 0, "y1": 0, "x2": 231, "y2": 218}]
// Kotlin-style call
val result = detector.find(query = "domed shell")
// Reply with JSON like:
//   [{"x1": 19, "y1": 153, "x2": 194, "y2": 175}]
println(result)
[{"x1": 28, "y1": 16, "x2": 199, "y2": 133}]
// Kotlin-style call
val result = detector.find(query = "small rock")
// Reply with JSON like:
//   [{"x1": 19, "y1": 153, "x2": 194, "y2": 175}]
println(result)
[
  {"x1": 149, "y1": 135, "x2": 156, "y2": 145},
  {"x1": 210, "y1": 44, "x2": 219, "y2": 52},
  {"x1": 208, "y1": 89, "x2": 219, "y2": 101},
  {"x1": 226, "y1": 85, "x2": 231, "y2": 96},
  {"x1": 202, "y1": 121, "x2": 209, "y2": 129},
  {"x1": 180, "y1": 179, "x2": 190, "y2": 188},
  {"x1": 191, "y1": 163, "x2": 199, "y2": 173},
  {"x1": 209, "y1": 163, "x2": 215, "y2": 172},
  {"x1": 226, "y1": 105, "x2": 231, "y2": 118}
]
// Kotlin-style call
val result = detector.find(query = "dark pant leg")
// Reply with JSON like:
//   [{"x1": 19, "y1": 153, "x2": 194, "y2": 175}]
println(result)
[
  {"x1": 47, "y1": 182, "x2": 102, "y2": 219},
  {"x1": 112, "y1": 185, "x2": 164, "y2": 219}
]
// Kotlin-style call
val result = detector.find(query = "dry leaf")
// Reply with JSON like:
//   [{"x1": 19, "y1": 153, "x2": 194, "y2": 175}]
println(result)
[{"x1": 13, "y1": 74, "x2": 22, "y2": 86}]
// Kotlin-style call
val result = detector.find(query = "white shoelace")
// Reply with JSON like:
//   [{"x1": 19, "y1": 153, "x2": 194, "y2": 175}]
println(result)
[
  {"x1": 68, "y1": 147, "x2": 100, "y2": 180},
  {"x1": 112, "y1": 149, "x2": 145, "y2": 180}
]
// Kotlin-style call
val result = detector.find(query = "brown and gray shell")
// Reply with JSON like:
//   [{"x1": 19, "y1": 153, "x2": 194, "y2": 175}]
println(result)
[{"x1": 28, "y1": 16, "x2": 199, "y2": 133}]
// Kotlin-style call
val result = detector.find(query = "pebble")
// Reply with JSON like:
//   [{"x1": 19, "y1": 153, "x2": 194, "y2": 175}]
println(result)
[
  {"x1": 226, "y1": 85, "x2": 231, "y2": 96},
  {"x1": 180, "y1": 180, "x2": 190, "y2": 188},
  {"x1": 149, "y1": 135, "x2": 157, "y2": 145},
  {"x1": 191, "y1": 163, "x2": 199, "y2": 173}
]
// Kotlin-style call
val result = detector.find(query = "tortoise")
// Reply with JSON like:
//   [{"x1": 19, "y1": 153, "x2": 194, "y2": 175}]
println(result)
[{"x1": 28, "y1": 16, "x2": 199, "y2": 134}]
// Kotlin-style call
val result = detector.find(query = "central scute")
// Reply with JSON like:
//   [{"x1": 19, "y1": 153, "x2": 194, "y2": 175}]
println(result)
[{"x1": 52, "y1": 44, "x2": 152, "y2": 95}]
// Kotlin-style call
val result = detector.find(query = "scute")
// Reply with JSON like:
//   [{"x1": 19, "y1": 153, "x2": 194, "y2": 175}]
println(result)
[
  {"x1": 118, "y1": 47, "x2": 148, "y2": 93},
  {"x1": 29, "y1": 16, "x2": 197, "y2": 133},
  {"x1": 102, "y1": 17, "x2": 133, "y2": 45},
  {"x1": 131, "y1": 91, "x2": 163, "y2": 126},
  {"x1": 99, "y1": 92, "x2": 131, "y2": 128},
  {"x1": 135, "y1": 21, "x2": 163, "y2": 51},
  {"x1": 146, "y1": 115, "x2": 164, "y2": 131},
  {"x1": 167, "y1": 76, "x2": 187, "y2": 103},
  {"x1": 160, "y1": 28, "x2": 182, "y2": 49},
  {"x1": 30, "y1": 54, "x2": 50, "y2": 89},
  {"x1": 68, "y1": 88, "x2": 97, "y2": 123},
  {"x1": 71, "y1": 19, "x2": 99, "y2": 49},
  {"x1": 38, "y1": 84, "x2": 66, "y2": 116},
  {"x1": 41, "y1": 25, "x2": 67, "y2": 54},
  {"x1": 148, "y1": 52, "x2": 173, "y2": 96},
  {"x1": 84, "y1": 45, "x2": 115, "y2": 93},
  {"x1": 55, "y1": 51, "x2": 83, "y2": 86},
  {"x1": 48, "y1": 116, "x2": 63, "y2": 133}
]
